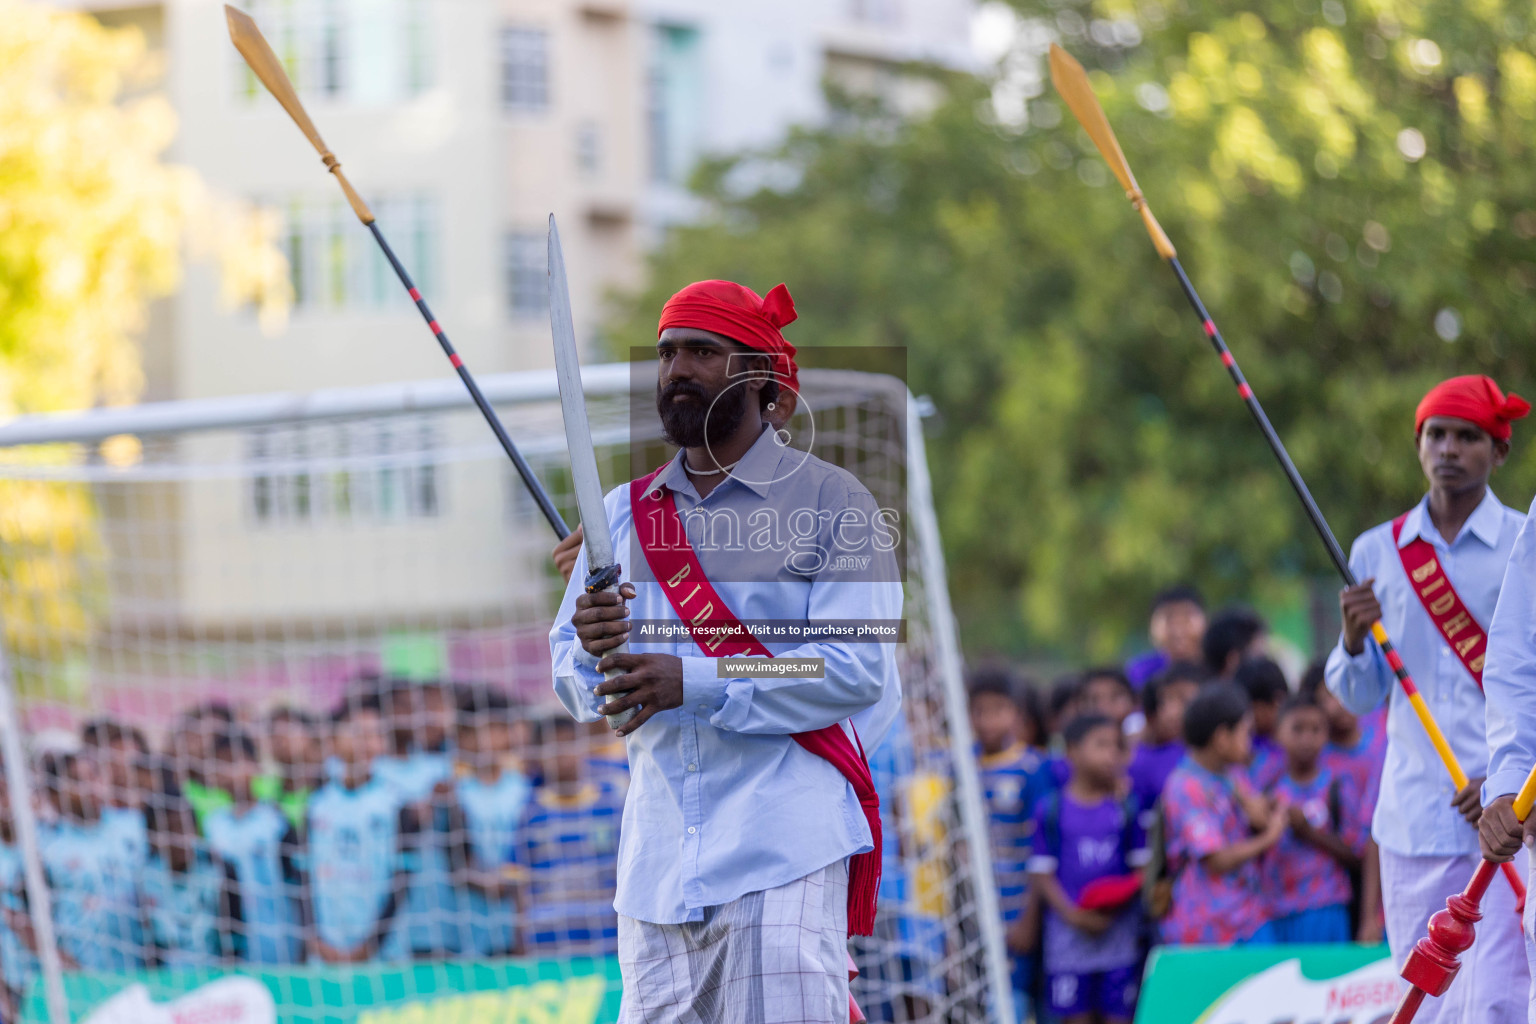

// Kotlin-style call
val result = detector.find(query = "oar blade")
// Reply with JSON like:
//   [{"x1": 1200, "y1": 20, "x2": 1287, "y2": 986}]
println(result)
[
  {"x1": 226, "y1": 5, "x2": 329, "y2": 158},
  {"x1": 1049, "y1": 43, "x2": 1176, "y2": 259}
]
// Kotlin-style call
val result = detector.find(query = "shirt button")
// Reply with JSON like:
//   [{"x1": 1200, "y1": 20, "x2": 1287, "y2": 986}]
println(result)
[
  {"x1": 687, "y1": 763, "x2": 698, "y2": 771},
  {"x1": 687, "y1": 826, "x2": 697, "y2": 835}
]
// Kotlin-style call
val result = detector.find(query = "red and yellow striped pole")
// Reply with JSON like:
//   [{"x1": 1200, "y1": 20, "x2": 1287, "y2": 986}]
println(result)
[{"x1": 1049, "y1": 43, "x2": 1525, "y2": 907}]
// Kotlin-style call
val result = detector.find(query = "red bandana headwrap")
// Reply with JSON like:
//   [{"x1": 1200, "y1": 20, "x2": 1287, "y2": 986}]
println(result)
[
  {"x1": 1415, "y1": 375, "x2": 1531, "y2": 442},
  {"x1": 658, "y1": 280, "x2": 800, "y2": 392}
]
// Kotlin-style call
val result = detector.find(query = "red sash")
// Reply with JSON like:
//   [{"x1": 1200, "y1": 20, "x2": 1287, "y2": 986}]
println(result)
[
  {"x1": 628, "y1": 468, "x2": 882, "y2": 936},
  {"x1": 1392, "y1": 513, "x2": 1487, "y2": 690}
]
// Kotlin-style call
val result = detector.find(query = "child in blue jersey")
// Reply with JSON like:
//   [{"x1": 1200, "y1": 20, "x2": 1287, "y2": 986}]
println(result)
[
  {"x1": 370, "y1": 678, "x2": 460, "y2": 958},
  {"x1": 266, "y1": 706, "x2": 324, "y2": 832},
  {"x1": 305, "y1": 695, "x2": 420, "y2": 963},
  {"x1": 1263, "y1": 696, "x2": 1364, "y2": 943},
  {"x1": 1029, "y1": 715, "x2": 1147, "y2": 1024},
  {"x1": 372, "y1": 678, "x2": 456, "y2": 803},
  {"x1": 203, "y1": 731, "x2": 304, "y2": 964},
  {"x1": 512, "y1": 716, "x2": 622, "y2": 956},
  {"x1": 141, "y1": 795, "x2": 239, "y2": 968},
  {"x1": 168, "y1": 702, "x2": 241, "y2": 831},
  {"x1": 969, "y1": 668, "x2": 1052, "y2": 1022},
  {"x1": 37, "y1": 750, "x2": 144, "y2": 972},
  {"x1": 0, "y1": 773, "x2": 38, "y2": 1023},
  {"x1": 81, "y1": 720, "x2": 151, "y2": 871},
  {"x1": 447, "y1": 685, "x2": 532, "y2": 957},
  {"x1": 584, "y1": 720, "x2": 630, "y2": 794}
]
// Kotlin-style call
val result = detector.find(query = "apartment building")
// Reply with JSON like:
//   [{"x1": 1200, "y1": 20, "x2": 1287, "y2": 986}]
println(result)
[{"x1": 31, "y1": 0, "x2": 972, "y2": 670}]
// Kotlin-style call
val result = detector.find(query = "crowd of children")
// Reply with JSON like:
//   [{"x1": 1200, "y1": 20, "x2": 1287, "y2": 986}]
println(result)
[
  {"x1": 0, "y1": 587, "x2": 1386, "y2": 1023},
  {"x1": 0, "y1": 675, "x2": 628, "y2": 1020},
  {"x1": 972, "y1": 587, "x2": 1387, "y2": 1024}
]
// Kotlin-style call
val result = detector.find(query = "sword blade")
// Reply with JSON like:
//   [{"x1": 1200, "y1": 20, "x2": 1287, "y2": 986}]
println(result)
[{"x1": 547, "y1": 215, "x2": 616, "y2": 570}]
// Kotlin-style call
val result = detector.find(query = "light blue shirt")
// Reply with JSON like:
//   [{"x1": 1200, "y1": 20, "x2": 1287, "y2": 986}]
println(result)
[
  {"x1": 456, "y1": 770, "x2": 532, "y2": 956},
  {"x1": 1325, "y1": 490, "x2": 1522, "y2": 856},
  {"x1": 1483, "y1": 494, "x2": 1536, "y2": 805},
  {"x1": 550, "y1": 425, "x2": 903, "y2": 924},
  {"x1": 203, "y1": 802, "x2": 302, "y2": 964},
  {"x1": 40, "y1": 817, "x2": 144, "y2": 971},
  {"x1": 0, "y1": 843, "x2": 37, "y2": 992},
  {"x1": 306, "y1": 779, "x2": 404, "y2": 952}
]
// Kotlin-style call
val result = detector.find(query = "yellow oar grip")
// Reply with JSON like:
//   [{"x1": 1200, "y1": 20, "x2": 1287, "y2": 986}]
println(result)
[{"x1": 1514, "y1": 765, "x2": 1536, "y2": 821}]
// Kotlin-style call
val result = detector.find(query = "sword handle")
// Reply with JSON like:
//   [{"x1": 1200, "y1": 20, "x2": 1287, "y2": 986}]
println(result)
[
  {"x1": 601, "y1": 661, "x2": 638, "y2": 729},
  {"x1": 586, "y1": 563, "x2": 638, "y2": 730}
]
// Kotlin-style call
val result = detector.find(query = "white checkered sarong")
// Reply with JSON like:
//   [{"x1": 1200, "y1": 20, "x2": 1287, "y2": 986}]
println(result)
[{"x1": 617, "y1": 860, "x2": 850, "y2": 1024}]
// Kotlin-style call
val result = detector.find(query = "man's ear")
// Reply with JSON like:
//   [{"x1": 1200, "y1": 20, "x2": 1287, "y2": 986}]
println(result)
[
  {"x1": 1494, "y1": 439, "x2": 1511, "y2": 467},
  {"x1": 768, "y1": 389, "x2": 798, "y2": 426}
]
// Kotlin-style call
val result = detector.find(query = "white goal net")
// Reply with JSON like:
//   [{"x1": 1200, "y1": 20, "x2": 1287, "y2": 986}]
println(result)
[{"x1": 0, "y1": 364, "x2": 1010, "y2": 1024}]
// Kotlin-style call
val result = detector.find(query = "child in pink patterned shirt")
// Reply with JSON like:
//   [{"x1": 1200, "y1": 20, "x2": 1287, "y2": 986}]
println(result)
[{"x1": 1160, "y1": 684, "x2": 1287, "y2": 946}]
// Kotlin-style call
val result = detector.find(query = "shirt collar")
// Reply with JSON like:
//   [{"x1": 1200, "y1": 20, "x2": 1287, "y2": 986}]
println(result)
[
  {"x1": 647, "y1": 424, "x2": 785, "y2": 501},
  {"x1": 1400, "y1": 489, "x2": 1504, "y2": 550},
  {"x1": 979, "y1": 741, "x2": 1028, "y2": 769}
]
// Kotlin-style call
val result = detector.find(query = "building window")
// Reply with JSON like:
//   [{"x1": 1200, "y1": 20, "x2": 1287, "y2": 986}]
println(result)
[
  {"x1": 234, "y1": 0, "x2": 432, "y2": 106},
  {"x1": 648, "y1": 25, "x2": 705, "y2": 184},
  {"x1": 576, "y1": 120, "x2": 602, "y2": 176},
  {"x1": 501, "y1": 27, "x2": 550, "y2": 111},
  {"x1": 505, "y1": 232, "x2": 546, "y2": 319},
  {"x1": 277, "y1": 194, "x2": 436, "y2": 311},
  {"x1": 247, "y1": 419, "x2": 441, "y2": 525}
]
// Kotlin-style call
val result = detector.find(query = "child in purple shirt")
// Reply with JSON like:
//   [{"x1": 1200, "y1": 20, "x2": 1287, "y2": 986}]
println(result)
[
  {"x1": 1127, "y1": 663, "x2": 1202, "y2": 812},
  {"x1": 1263, "y1": 696, "x2": 1365, "y2": 943},
  {"x1": 1160, "y1": 684, "x2": 1288, "y2": 946},
  {"x1": 1029, "y1": 715, "x2": 1147, "y2": 1024}
]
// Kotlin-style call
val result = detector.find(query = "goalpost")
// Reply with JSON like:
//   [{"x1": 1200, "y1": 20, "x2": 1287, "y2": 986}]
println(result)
[{"x1": 0, "y1": 364, "x2": 1012, "y2": 1023}]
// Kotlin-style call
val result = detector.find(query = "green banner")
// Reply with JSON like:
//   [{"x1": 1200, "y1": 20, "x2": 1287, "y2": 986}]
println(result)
[
  {"x1": 1135, "y1": 944, "x2": 1397, "y2": 1024},
  {"x1": 24, "y1": 957, "x2": 623, "y2": 1024}
]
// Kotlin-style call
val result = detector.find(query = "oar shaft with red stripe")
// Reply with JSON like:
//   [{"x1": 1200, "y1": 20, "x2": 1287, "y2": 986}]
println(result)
[
  {"x1": 225, "y1": 5, "x2": 568, "y2": 540},
  {"x1": 366, "y1": 223, "x2": 570, "y2": 538},
  {"x1": 1166, "y1": 257, "x2": 1525, "y2": 902}
]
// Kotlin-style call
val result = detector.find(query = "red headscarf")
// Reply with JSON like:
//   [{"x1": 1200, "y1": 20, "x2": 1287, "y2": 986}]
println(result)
[
  {"x1": 1415, "y1": 375, "x2": 1531, "y2": 442},
  {"x1": 658, "y1": 280, "x2": 800, "y2": 392}
]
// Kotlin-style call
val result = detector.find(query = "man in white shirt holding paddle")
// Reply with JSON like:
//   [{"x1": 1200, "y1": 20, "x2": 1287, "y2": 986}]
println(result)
[
  {"x1": 1327, "y1": 374, "x2": 1531, "y2": 1024},
  {"x1": 550, "y1": 279, "x2": 902, "y2": 1024}
]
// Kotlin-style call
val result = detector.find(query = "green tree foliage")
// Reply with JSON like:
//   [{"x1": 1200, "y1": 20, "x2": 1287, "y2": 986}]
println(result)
[
  {"x1": 609, "y1": 0, "x2": 1536, "y2": 660},
  {"x1": 0, "y1": 0, "x2": 288, "y2": 684}
]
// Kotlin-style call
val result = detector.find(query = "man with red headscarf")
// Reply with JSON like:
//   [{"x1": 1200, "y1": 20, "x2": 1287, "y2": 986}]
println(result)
[
  {"x1": 549, "y1": 280, "x2": 902, "y2": 1023},
  {"x1": 1327, "y1": 374, "x2": 1531, "y2": 1023}
]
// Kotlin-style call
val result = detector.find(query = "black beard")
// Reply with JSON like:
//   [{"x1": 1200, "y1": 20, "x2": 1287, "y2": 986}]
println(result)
[{"x1": 657, "y1": 379, "x2": 750, "y2": 450}]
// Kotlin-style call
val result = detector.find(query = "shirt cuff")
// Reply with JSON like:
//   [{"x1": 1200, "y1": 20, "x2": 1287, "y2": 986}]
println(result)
[
  {"x1": 1484, "y1": 769, "x2": 1531, "y2": 805},
  {"x1": 682, "y1": 656, "x2": 728, "y2": 717},
  {"x1": 1337, "y1": 636, "x2": 1377, "y2": 672}
]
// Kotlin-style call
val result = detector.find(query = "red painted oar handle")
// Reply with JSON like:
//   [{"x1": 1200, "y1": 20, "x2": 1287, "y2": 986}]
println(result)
[
  {"x1": 1503, "y1": 861, "x2": 1526, "y2": 912},
  {"x1": 1388, "y1": 859, "x2": 1496, "y2": 1024},
  {"x1": 1389, "y1": 764, "x2": 1536, "y2": 1024}
]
